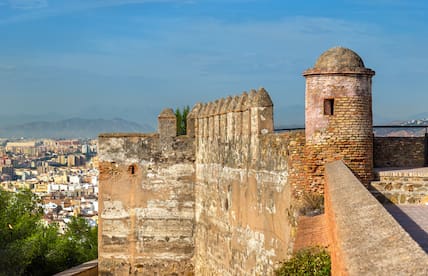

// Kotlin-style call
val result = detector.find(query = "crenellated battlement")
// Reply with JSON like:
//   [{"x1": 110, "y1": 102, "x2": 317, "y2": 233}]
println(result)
[
  {"x1": 188, "y1": 88, "x2": 274, "y2": 172},
  {"x1": 188, "y1": 88, "x2": 273, "y2": 140}
]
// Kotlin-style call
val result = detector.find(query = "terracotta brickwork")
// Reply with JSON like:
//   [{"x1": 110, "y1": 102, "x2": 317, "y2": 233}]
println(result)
[
  {"x1": 292, "y1": 215, "x2": 329, "y2": 252},
  {"x1": 303, "y1": 47, "x2": 375, "y2": 191}
]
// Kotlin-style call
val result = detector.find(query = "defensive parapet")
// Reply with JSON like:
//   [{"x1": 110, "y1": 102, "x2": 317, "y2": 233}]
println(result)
[
  {"x1": 190, "y1": 88, "x2": 305, "y2": 275},
  {"x1": 192, "y1": 88, "x2": 273, "y2": 168}
]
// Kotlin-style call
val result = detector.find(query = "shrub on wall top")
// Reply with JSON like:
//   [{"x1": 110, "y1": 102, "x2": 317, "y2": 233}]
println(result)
[{"x1": 275, "y1": 246, "x2": 331, "y2": 276}]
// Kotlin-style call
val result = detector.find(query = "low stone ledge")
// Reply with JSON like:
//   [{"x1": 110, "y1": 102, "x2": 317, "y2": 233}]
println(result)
[
  {"x1": 376, "y1": 167, "x2": 428, "y2": 177},
  {"x1": 325, "y1": 160, "x2": 428, "y2": 276},
  {"x1": 99, "y1": 133, "x2": 157, "y2": 138},
  {"x1": 54, "y1": 259, "x2": 98, "y2": 276}
]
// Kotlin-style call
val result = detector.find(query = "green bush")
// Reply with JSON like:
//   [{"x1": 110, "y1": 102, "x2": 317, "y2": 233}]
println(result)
[
  {"x1": 275, "y1": 247, "x2": 331, "y2": 276},
  {"x1": 0, "y1": 189, "x2": 97, "y2": 275}
]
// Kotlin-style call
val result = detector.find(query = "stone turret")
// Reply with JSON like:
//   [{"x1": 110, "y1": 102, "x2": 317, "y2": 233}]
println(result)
[
  {"x1": 303, "y1": 47, "x2": 375, "y2": 190},
  {"x1": 158, "y1": 108, "x2": 176, "y2": 141}
]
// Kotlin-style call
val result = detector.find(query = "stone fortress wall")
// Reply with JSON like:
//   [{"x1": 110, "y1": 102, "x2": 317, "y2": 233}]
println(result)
[
  {"x1": 190, "y1": 89, "x2": 306, "y2": 275},
  {"x1": 98, "y1": 89, "x2": 309, "y2": 275},
  {"x1": 97, "y1": 118, "x2": 196, "y2": 275},
  {"x1": 97, "y1": 47, "x2": 428, "y2": 275}
]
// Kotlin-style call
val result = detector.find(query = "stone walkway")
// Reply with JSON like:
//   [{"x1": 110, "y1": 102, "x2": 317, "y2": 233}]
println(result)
[{"x1": 385, "y1": 204, "x2": 428, "y2": 253}]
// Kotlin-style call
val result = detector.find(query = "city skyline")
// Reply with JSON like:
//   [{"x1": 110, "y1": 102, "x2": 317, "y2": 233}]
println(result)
[{"x1": 0, "y1": 0, "x2": 427, "y2": 127}]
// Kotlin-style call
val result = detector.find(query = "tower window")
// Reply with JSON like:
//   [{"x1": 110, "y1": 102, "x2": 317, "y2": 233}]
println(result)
[{"x1": 324, "y1": 99, "x2": 334, "y2": 115}]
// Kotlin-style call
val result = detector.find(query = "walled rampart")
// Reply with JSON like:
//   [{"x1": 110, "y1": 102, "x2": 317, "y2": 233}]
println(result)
[
  {"x1": 374, "y1": 136, "x2": 426, "y2": 168},
  {"x1": 96, "y1": 46, "x2": 428, "y2": 275},
  {"x1": 97, "y1": 92, "x2": 428, "y2": 275},
  {"x1": 97, "y1": 89, "x2": 307, "y2": 275},
  {"x1": 98, "y1": 133, "x2": 195, "y2": 275},
  {"x1": 192, "y1": 88, "x2": 303, "y2": 275},
  {"x1": 325, "y1": 160, "x2": 428, "y2": 275}
]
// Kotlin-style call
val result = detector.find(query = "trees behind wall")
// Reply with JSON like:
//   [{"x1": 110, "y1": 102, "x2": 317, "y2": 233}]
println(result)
[
  {"x1": 0, "y1": 189, "x2": 98, "y2": 276},
  {"x1": 175, "y1": 106, "x2": 190, "y2": 136}
]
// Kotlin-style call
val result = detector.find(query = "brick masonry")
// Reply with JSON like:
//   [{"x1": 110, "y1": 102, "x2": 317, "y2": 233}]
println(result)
[
  {"x1": 374, "y1": 137, "x2": 426, "y2": 168},
  {"x1": 292, "y1": 215, "x2": 329, "y2": 252},
  {"x1": 303, "y1": 47, "x2": 375, "y2": 191}
]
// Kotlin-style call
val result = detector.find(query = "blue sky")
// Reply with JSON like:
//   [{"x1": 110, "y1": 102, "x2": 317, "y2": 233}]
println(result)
[{"x1": 0, "y1": 0, "x2": 427, "y2": 128}]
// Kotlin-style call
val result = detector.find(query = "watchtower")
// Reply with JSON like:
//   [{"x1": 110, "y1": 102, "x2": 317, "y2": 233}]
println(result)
[{"x1": 303, "y1": 47, "x2": 375, "y2": 190}]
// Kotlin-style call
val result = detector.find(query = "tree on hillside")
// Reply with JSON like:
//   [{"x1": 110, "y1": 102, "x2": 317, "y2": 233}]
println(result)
[
  {"x1": 0, "y1": 189, "x2": 98, "y2": 276},
  {"x1": 175, "y1": 106, "x2": 190, "y2": 136},
  {"x1": 0, "y1": 189, "x2": 44, "y2": 275}
]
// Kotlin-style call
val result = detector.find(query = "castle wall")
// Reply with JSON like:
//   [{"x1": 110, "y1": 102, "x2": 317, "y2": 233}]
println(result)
[
  {"x1": 192, "y1": 89, "x2": 301, "y2": 275},
  {"x1": 97, "y1": 89, "x2": 306, "y2": 275},
  {"x1": 97, "y1": 133, "x2": 195, "y2": 275},
  {"x1": 95, "y1": 47, "x2": 428, "y2": 275},
  {"x1": 374, "y1": 136, "x2": 426, "y2": 168}
]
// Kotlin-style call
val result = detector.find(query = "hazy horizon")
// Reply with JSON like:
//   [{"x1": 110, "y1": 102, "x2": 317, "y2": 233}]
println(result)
[{"x1": 0, "y1": 0, "x2": 427, "y2": 127}]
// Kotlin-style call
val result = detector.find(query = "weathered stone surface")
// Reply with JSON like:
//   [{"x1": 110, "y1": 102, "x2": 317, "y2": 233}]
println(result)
[
  {"x1": 158, "y1": 108, "x2": 176, "y2": 140},
  {"x1": 371, "y1": 167, "x2": 428, "y2": 204},
  {"x1": 325, "y1": 161, "x2": 428, "y2": 276},
  {"x1": 186, "y1": 103, "x2": 201, "y2": 138},
  {"x1": 314, "y1": 47, "x2": 365, "y2": 71},
  {"x1": 192, "y1": 90, "x2": 302, "y2": 275},
  {"x1": 254, "y1": 87, "x2": 273, "y2": 107},
  {"x1": 98, "y1": 134, "x2": 195, "y2": 275}
]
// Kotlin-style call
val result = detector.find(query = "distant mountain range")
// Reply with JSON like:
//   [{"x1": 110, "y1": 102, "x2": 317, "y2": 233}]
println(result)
[
  {"x1": 374, "y1": 118, "x2": 428, "y2": 137},
  {"x1": 0, "y1": 118, "x2": 154, "y2": 139},
  {"x1": 1, "y1": 113, "x2": 428, "y2": 139},
  {"x1": 275, "y1": 114, "x2": 428, "y2": 137}
]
